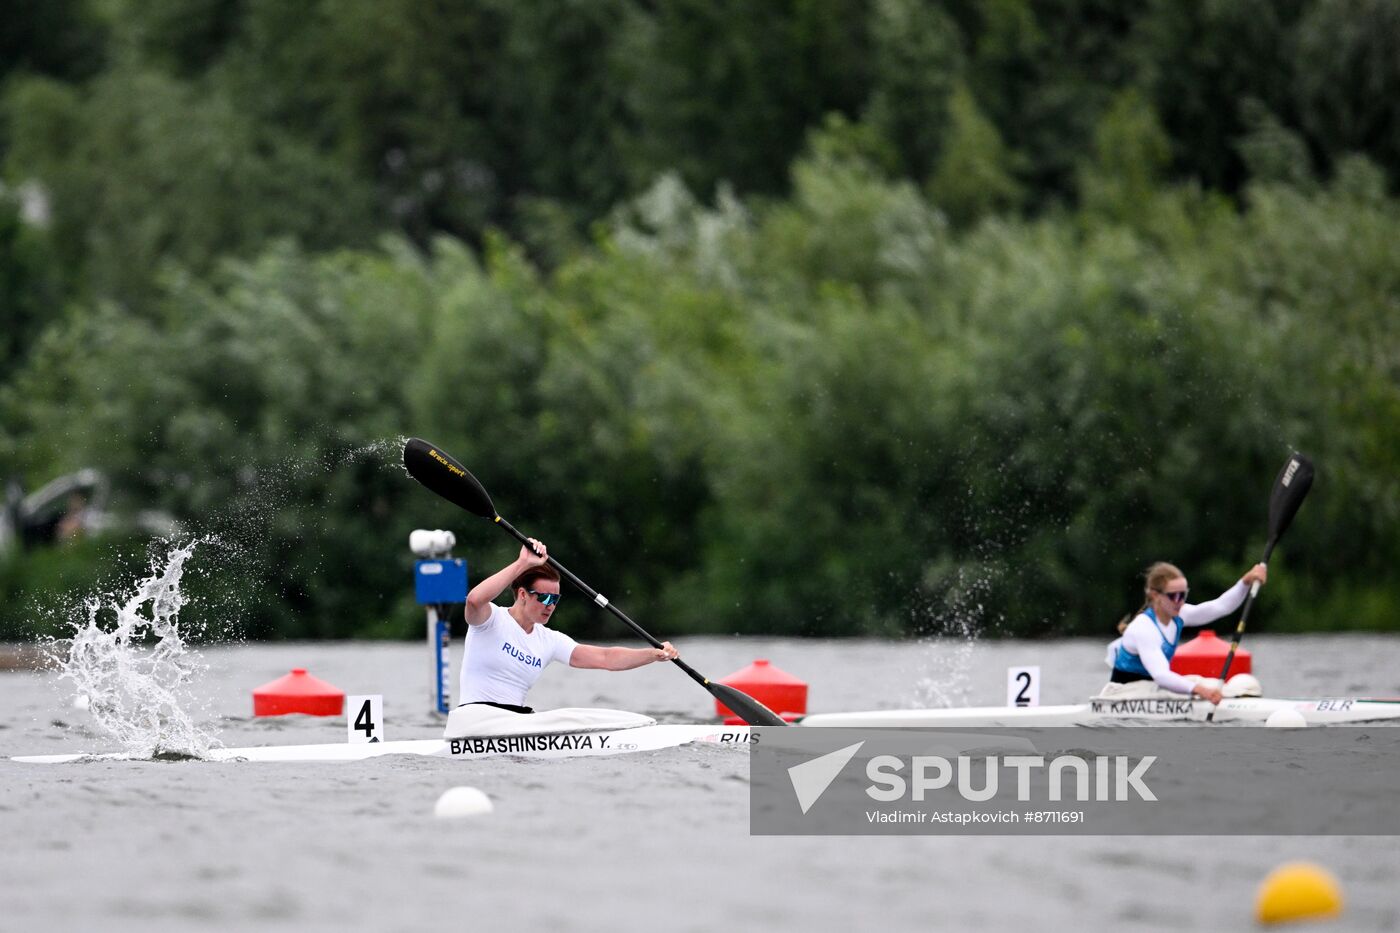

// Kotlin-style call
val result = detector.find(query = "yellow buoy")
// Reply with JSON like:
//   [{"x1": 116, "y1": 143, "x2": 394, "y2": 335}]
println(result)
[{"x1": 1256, "y1": 861, "x2": 1343, "y2": 925}]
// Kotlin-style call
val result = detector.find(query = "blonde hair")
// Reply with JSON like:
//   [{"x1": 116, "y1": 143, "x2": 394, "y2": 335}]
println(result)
[
  {"x1": 1144, "y1": 561, "x2": 1185, "y2": 596},
  {"x1": 1117, "y1": 561, "x2": 1185, "y2": 630}
]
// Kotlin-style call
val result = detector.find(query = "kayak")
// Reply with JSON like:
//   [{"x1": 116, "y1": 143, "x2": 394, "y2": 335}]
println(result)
[
  {"x1": 798, "y1": 695, "x2": 1400, "y2": 728},
  {"x1": 10, "y1": 724, "x2": 754, "y2": 765}
]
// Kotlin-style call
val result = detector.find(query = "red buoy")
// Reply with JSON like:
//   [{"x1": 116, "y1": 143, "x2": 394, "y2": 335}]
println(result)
[
  {"x1": 252, "y1": 668, "x2": 345, "y2": 717},
  {"x1": 1171, "y1": 630, "x2": 1251, "y2": 678},
  {"x1": 716, "y1": 659, "x2": 807, "y2": 725}
]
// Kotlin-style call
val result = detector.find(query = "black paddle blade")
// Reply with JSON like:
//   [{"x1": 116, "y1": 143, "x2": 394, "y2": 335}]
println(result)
[
  {"x1": 709, "y1": 681, "x2": 788, "y2": 727},
  {"x1": 403, "y1": 438, "x2": 496, "y2": 518},
  {"x1": 1266, "y1": 452, "x2": 1314, "y2": 555}
]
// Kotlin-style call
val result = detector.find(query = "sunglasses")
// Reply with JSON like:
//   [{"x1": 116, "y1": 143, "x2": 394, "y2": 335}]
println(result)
[
  {"x1": 528, "y1": 590, "x2": 562, "y2": 607},
  {"x1": 1155, "y1": 589, "x2": 1189, "y2": 603}
]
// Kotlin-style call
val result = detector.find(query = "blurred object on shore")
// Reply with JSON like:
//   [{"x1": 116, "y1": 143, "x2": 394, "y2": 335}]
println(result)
[
  {"x1": 0, "y1": 644, "x2": 46, "y2": 671},
  {"x1": 0, "y1": 469, "x2": 177, "y2": 557}
]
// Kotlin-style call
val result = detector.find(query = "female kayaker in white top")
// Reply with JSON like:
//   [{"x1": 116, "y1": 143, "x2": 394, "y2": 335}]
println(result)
[
  {"x1": 1106, "y1": 560, "x2": 1267, "y2": 704},
  {"x1": 459, "y1": 538, "x2": 679, "y2": 713}
]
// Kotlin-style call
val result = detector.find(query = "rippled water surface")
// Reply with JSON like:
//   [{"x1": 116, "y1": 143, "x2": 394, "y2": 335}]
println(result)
[{"x1": 4, "y1": 634, "x2": 1399, "y2": 931}]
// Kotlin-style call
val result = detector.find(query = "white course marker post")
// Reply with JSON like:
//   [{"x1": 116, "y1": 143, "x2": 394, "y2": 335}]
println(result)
[
  {"x1": 410, "y1": 530, "x2": 468, "y2": 718},
  {"x1": 1007, "y1": 665, "x2": 1041, "y2": 708}
]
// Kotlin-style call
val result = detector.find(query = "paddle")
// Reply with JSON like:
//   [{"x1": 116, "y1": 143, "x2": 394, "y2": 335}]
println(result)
[
  {"x1": 402, "y1": 437, "x2": 789, "y2": 727},
  {"x1": 1205, "y1": 451, "x2": 1315, "y2": 722}
]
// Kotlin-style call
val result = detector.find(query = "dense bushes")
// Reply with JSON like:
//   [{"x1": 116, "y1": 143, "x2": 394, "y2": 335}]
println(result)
[
  {"x1": 4, "y1": 143, "x2": 1397, "y2": 639},
  {"x1": 2, "y1": 2, "x2": 1398, "y2": 640}
]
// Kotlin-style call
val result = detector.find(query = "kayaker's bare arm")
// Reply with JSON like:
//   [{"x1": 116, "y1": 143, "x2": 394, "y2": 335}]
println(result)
[
  {"x1": 465, "y1": 539, "x2": 548, "y2": 625},
  {"x1": 570, "y1": 642, "x2": 679, "y2": 671}
]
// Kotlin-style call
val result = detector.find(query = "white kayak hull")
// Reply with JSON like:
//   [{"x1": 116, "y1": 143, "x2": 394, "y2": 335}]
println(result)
[
  {"x1": 10, "y1": 724, "x2": 753, "y2": 765},
  {"x1": 17, "y1": 697, "x2": 1400, "y2": 765},
  {"x1": 799, "y1": 696, "x2": 1400, "y2": 728}
]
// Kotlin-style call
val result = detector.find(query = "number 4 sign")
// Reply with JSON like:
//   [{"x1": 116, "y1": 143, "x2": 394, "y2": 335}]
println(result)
[
  {"x1": 347, "y1": 695, "x2": 384, "y2": 744},
  {"x1": 1006, "y1": 666, "x2": 1040, "y2": 708}
]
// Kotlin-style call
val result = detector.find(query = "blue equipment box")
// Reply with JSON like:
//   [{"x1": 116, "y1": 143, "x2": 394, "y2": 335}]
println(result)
[{"x1": 414, "y1": 558, "x2": 468, "y2": 605}]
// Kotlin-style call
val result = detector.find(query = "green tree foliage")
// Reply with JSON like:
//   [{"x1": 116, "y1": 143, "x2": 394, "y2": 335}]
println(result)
[
  {"x1": 1078, "y1": 89, "x2": 1172, "y2": 227},
  {"x1": 1130, "y1": 0, "x2": 1307, "y2": 192},
  {"x1": 5, "y1": 152, "x2": 1398, "y2": 639},
  {"x1": 862, "y1": 0, "x2": 965, "y2": 182},
  {"x1": 0, "y1": 0, "x2": 107, "y2": 88},
  {"x1": 211, "y1": 0, "x2": 642, "y2": 241},
  {"x1": 0, "y1": 192, "x2": 61, "y2": 378},
  {"x1": 7, "y1": 0, "x2": 1400, "y2": 306},
  {"x1": 1236, "y1": 100, "x2": 1317, "y2": 189},
  {"x1": 116, "y1": 0, "x2": 244, "y2": 78},
  {"x1": 626, "y1": 0, "x2": 875, "y2": 200},
  {"x1": 928, "y1": 84, "x2": 1023, "y2": 228},
  {"x1": 3, "y1": 1, "x2": 1399, "y2": 641},
  {"x1": 3, "y1": 68, "x2": 376, "y2": 304},
  {"x1": 968, "y1": 0, "x2": 1138, "y2": 205},
  {"x1": 1293, "y1": 0, "x2": 1400, "y2": 178}
]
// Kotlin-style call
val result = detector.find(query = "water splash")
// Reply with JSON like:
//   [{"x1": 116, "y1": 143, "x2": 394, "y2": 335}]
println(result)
[
  {"x1": 50, "y1": 539, "x2": 218, "y2": 757},
  {"x1": 37, "y1": 437, "x2": 407, "y2": 753},
  {"x1": 910, "y1": 636, "x2": 977, "y2": 708},
  {"x1": 908, "y1": 565, "x2": 994, "y2": 708},
  {"x1": 910, "y1": 633, "x2": 978, "y2": 708},
  {"x1": 164, "y1": 436, "x2": 408, "y2": 640},
  {"x1": 316, "y1": 436, "x2": 408, "y2": 473}
]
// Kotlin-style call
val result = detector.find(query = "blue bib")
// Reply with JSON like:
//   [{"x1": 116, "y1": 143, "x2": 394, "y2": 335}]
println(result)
[{"x1": 1113, "y1": 608, "x2": 1184, "y2": 676}]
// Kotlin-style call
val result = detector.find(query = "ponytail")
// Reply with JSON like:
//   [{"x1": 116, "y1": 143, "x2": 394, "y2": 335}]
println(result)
[{"x1": 1117, "y1": 561, "x2": 1185, "y2": 632}]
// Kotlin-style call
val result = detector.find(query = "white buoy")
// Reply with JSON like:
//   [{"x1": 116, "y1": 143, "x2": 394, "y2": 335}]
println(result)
[
  {"x1": 434, "y1": 786, "x2": 494, "y2": 818},
  {"x1": 72, "y1": 694, "x2": 91, "y2": 711},
  {"x1": 1266, "y1": 708, "x2": 1308, "y2": 728},
  {"x1": 1224, "y1": 673, "x2": 1262, "y2": 698}
]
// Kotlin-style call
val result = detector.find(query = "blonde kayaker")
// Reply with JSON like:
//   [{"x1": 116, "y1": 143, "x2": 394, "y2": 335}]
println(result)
[{"x1": 1106, "y1": 561, "x2": 1267, "y2": 704}]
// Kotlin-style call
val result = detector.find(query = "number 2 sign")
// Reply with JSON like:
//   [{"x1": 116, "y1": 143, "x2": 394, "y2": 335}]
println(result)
[{"x1": 1006, "y1": 666, "x2": 1040, "y2": 708}]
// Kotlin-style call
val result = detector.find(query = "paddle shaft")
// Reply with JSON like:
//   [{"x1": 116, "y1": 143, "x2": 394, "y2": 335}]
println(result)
[
  {"x1": 492, "y1": 515, "x2": 787, "y2": 725},
  {"x1": 1213, "y1": 539, "x2": 1277, "y2": 686},
  {"x1": 402, "y1": 436, "x2": 789, "y2": 726},
  {"x1": 494, "y1": 515, "x2": 711, "y2": 687},
  {"x1": 1204, "y1": 453, "x2": 1313, "y2": 723}
]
